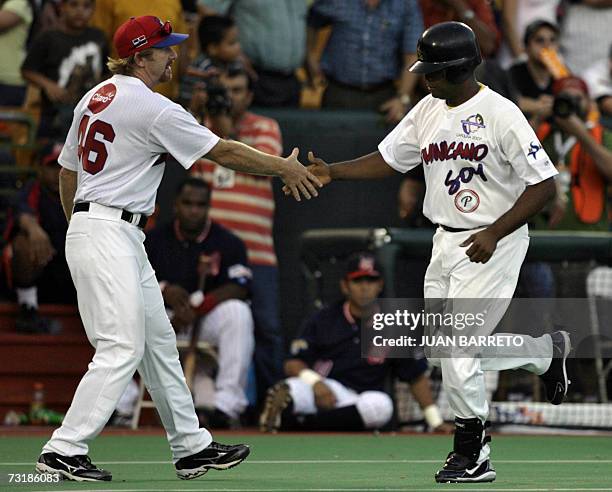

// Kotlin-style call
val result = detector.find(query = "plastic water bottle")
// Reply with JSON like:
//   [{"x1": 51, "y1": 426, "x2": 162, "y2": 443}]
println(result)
[{"x1": 30, "y1": 382, "x2": 45, "y2": 425}]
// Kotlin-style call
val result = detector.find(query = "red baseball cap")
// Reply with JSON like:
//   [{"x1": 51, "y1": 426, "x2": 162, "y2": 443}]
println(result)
[
  {"x1": 41, "y1": 142, "x2": 63, "y2": 167},
  {"x1": 113, "y1": 16, "x2": 188, "y2": 58},
  {"x1": 552, "y1": 76, "x2": 589, "y2": 97}
]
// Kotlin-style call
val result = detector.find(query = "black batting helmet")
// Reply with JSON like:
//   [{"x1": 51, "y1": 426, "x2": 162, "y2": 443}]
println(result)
[{"x1": 409, "y1": 22, "x2": 482, "y2": 82}]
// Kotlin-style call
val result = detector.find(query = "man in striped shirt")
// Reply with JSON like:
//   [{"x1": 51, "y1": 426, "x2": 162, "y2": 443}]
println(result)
[{"x1": 191, "y1": 66, "x2": 283, "y2": 404}]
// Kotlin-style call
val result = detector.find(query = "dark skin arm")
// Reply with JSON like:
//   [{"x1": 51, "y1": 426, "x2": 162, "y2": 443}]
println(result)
[
  {"x1": 408, "y1": 374, "x2": 453, "y2": 433},
  {"x1": 284, "y1": 358, "x2": 337, "y2": 410},
  {"x1": 164, "y1": 282, "x2": 248, "y2": 331},
  {"x1": 282, "y1": 151, "x2": 398, "y2": 195},
  {"x1": 460, "y1": 178, "x2": 556, "y2": 263}
]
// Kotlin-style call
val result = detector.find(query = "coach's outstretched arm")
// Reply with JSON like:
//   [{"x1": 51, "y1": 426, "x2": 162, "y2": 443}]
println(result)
[
  {"x1": 460, "y1": 177, "x2": 557, "y2": 264},
  {"x1": 207, "y1": 140, "x2": 322, "y2": 202}
]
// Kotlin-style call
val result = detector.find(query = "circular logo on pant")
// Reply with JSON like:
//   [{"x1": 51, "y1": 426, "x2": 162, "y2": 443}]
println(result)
[{"x1": 455, "y1": 189, "x2": 480, "y2": 213}]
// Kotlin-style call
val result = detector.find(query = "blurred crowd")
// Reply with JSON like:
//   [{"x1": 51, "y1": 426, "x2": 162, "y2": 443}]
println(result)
[{"x1": 1, "y1": 0, "x2": 612, "y2": 429}]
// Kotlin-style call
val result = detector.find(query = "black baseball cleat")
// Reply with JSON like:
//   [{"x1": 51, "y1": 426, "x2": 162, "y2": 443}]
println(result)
[
  {"x1": 540, "y1": 330, "x2": 572, "y2": 405},
  {"x1": 175, "y1": 441, "x2": 250, "y2": 480},
  {"x1": 435, "y1": 452, "x2": 496, "y2": 483},
  {"x1": 259, "y1": 381, "x2": 292, "y2": 433},
  {"x1": 36, "y1": 453, "x2": 111, "y2": 482}
]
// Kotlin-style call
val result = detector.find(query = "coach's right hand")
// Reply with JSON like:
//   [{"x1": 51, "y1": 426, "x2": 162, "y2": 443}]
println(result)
[
  {"x1": 313, "y1": 381, "x2": 337, "y2": 410},
  {"x1": 280, "y1": 148, "x2": 323, "y2": 202}
]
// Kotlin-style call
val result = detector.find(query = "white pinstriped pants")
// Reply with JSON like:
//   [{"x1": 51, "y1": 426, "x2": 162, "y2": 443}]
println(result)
[
  {"x1": 42, "y1": 209, "x2": 211, "y2": 460},
  {"x1": 286, "y1": 377, "x2": 394, "y2": 429},
  {"x1": 177, "y1": 300, "x2": 254, "y2": 418}
]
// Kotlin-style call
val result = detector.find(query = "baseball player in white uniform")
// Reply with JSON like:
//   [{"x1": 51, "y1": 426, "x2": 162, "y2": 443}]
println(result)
[
  {"x1": 35, "y1": 15, "x2": 321, "y2": 482},
  {"x1": 303, "y1": 22, "x2": 572, "y2": 483}
]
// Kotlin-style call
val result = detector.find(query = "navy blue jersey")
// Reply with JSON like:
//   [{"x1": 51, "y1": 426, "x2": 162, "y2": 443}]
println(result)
[
  {"x1": 4, "y1": 180, "x2": 67, "y2": 251},
  {"x1": 146, "y1": 220, "x2": 252, "y2": 295},
  {"x1": 289, "y1": 301, "x2": 427, "y2": 393}
]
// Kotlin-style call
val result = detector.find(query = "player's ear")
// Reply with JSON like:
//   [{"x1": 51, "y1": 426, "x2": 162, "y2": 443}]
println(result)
[
  {"x1": 340, "y1": 278, "x2": 349, "y2": 296},
  {"x1": 376, "y1": 279, "x2": 384, "y2": 295}
]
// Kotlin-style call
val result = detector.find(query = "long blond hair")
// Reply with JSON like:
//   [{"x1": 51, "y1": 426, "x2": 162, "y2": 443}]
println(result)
[{"x1": 107, "y1": 49, "x2": 154, "y2": 75}]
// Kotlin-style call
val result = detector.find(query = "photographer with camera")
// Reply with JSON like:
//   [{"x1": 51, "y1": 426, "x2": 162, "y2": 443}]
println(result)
[
  {"x1": 180, "y1": 14, "x2": 242, "y2": 120},
  {"x1": 532, "y1": 76, "x2": 612, "y2": 231},
  {"x1": 190, "y1": 66, "x2": 286, "y2": 409}
]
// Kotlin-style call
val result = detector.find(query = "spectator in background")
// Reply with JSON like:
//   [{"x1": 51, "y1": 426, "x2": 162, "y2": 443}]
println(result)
[
  {"x1": 532, "y1": 76, "x2": 612, "y2": 232},
  {"x1": 419, "y1": 0, "x2": 515, "y2": 101},
  {"x1": 191, "y1": 66, "x2": 285, "y2": 406},
  {"x1": 498, "y1": 0, "x2": 560, "y2": 69},
  {"x1": 180, "y1": 14, "x2": 242, "y2": 112},
  {"x1": 2, "y1": 142, "x2": 75, "y2": 332},
  {"x1": 419, "y1": 0, "x2": 499, "y2": 58},
  {"x1": 90, "y1": 0, "x2": 188, "y2": 101},
  {"x1": 509, "y1": 20, "x2": 559, "y2": 126},
  {"x1": 397, "y1": 168, "x2": 433, "y2": 229},
  {"x1": 146, "y1": 178, "x2": 255, "y2": 428},
  {"x1": 519, "y1": 76, "x2": 612, "y2": 297},
  {"x1": 584, "y1": 44, "x2": 612, "y2": 117},
  {"x1": 560, "y1": 0, "x2": 612, "y2": 78},
  {"x1": 0, "y1": 0, "x2": 34, "y2": 106},
  {"x1": 21, "y1": 0, "x2": 108, "y2": 138},
  {"x1": 306, "y1": 0, "x2": 423, "y2": 124},
  {"x1": 259, "y1": 252, "x2": 450, "y2": 433},
  {"x1": 199, "y1": 0, "x2": 307, "y2": 107}
]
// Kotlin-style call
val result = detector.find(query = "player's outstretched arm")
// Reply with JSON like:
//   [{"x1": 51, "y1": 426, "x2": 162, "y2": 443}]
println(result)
[
  {"x1": 206, "y1": 139, "x2": 322, "y2": 201},
  {"x1": 282, "y1": 150, "x2": 398, "y2": 196},
  {"x1": 59, "y1": 168, "x2": 78, "y2": 221}
]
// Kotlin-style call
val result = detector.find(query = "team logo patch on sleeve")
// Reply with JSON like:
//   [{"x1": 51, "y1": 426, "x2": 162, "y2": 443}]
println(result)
[
  {"x1": 228, "y1": 264, "x2": 252, "y2": 280},
  {"x1": 527, "y1": 141, "x2": 542, "y2": 159},
  {"x1": 454, "y1": 189, "x2": 480, "y2": 213}
]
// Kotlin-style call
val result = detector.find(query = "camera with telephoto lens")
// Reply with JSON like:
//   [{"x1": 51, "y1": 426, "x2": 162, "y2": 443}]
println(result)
[
  {"x1": 205, "y1": 80, "x2": 232, "y2": 116},
  {"x1": 552, "y1": 93, "x2": 582, "y2": 118}
]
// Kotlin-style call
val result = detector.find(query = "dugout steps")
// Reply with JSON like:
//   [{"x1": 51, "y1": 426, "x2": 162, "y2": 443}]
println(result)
[{"x1": 0, "y1": 303, "x2": 91, "y2": 422}]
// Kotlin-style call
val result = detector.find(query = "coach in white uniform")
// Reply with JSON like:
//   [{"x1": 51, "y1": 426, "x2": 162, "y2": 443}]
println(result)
[
  {"x1": 35, "y1": 15, "x2": 321, "y2": 483},
  {"x1": 303, "y1": 22, "x2": 571, "y2": 484}
]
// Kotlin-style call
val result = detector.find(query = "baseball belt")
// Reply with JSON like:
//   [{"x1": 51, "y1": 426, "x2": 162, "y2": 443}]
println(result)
[{"x1": 73, "y1": 202, "x2": 148, "y2": 229}]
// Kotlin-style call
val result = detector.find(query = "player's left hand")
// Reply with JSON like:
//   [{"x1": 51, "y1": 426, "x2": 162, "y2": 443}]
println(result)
[
  {"x1": 379, "y1": 97, "x2": 408, "y2": 124},
  {"x1": 460, "y1": 229, "x2": 499, "y2": 263}
]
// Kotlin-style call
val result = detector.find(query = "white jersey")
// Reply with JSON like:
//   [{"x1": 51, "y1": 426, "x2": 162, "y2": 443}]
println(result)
[
  {"x1": 379, "y1": 86, "x2": 558, "y2": 229},
  {"x1": 59, "y1": 74, "x2": 220, "y2": 215}
]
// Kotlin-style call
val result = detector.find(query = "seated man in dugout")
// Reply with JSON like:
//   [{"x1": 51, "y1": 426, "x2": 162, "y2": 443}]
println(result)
[
  {"x1": 3, "y1": 142, "x2": 76, "y2": 332},
  {"x1": 260, "y1": 252, "x2": 451, "y2": 433}
]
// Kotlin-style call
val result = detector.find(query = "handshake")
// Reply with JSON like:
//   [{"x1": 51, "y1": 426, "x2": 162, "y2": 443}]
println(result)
[{"x1": 280, "y1": 150, "x2": 331, "y2": 202}]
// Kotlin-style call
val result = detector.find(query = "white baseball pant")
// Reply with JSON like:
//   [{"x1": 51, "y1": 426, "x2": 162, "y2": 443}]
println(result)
[
  {"x1": 286, "y1": 377, "x2": 393, "y2": 429},
  {"x1": 177, "y1": 299, "x2": 254, "y2": 418},
  {"x1": 424, "y1": 225, "x2": 553, "y2": 424},
  {"x1": 42, "y1": 205, "x2": 211, "y2": 461}
]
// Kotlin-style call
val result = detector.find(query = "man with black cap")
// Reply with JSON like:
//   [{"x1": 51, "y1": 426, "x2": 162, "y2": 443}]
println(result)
[
  {"x1": 35, "y1": 15, "x2": 321, "y2": 482},
  {"x1": 300, "y1": 22, "x2": 571, "y2": 483},
  {"x1": 260, "y1": 252, "x2": 448, "y2": 434}
]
